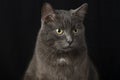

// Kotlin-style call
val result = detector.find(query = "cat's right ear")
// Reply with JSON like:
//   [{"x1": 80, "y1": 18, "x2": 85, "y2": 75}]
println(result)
[
  {"x1": 71, "y1": 3, "x2": 88, "y2": 21},
  {"x1": 41, "y1": 3, "x2": 55, "y2": 23}
]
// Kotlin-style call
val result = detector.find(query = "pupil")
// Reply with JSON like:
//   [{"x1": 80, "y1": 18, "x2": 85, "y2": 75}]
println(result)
[
  {"x1": 58, "y1": 29, "x2": 61, "y2": 32},
  {"x1": 75, "y1": 29, "x2": 77, "y2": 32}
]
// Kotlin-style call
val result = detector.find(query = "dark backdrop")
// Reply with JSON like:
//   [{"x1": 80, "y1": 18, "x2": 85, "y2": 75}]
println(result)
[{"x1": 0, "y1": 0, "x2": 120, "y2": 80}]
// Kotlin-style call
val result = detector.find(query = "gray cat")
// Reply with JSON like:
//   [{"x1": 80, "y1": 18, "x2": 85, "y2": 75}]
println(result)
[{"x1": 23, "y1": 3, "x2": 99, "y2": 80}]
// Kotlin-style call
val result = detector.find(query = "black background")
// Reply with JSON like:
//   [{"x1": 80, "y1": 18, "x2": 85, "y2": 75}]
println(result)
[{"x1": 0, "y1": 0, "x2": 120, "y2": 80}]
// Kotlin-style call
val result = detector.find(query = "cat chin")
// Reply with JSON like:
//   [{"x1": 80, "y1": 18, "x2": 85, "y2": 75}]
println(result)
[
  {"x1": 55, "y1": 45, "x2": 73, "y2": 52},
  {"x1": 62, "y1": 48, "x2": 72, "y2": 52},
  {"x1": 57, "y1": 47, "x2": 73, "y2": 52}
]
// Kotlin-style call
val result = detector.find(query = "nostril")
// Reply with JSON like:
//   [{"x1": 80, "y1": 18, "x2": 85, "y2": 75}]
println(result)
[{"x1": 67, "y1": 39, "x2": 72, "y2": 45}]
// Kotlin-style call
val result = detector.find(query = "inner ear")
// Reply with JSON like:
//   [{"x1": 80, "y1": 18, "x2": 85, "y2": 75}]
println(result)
[{"x1": 41, "y1": 3, "x2": 56, "y2": 23}]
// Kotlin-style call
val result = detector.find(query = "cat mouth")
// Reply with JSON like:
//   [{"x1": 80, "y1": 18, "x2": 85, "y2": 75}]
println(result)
[{"x1": 61, "y1": 46, "x2": 72, "y2": 51}]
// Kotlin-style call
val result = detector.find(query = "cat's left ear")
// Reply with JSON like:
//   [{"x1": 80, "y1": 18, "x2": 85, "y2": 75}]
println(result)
[
  {"x1": 41, "y1": 3, "x2": 56, "y2": 23},
  {"x1": 71, "y1": 3, "x2": 88, "y2": 20}
]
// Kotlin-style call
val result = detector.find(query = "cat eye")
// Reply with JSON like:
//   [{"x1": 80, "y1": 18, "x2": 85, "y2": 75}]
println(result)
[
  {"x1": 56, "y1": 29, "x2": 64, "y2": 35},
  {"x1": 73, "y1": 28, "x2": 79, "y2": 33}
]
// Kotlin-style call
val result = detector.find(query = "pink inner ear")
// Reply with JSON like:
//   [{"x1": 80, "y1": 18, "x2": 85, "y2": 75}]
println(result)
[
  {"x1": 43, "y1": 13, "x2": 56, "y2": 23},
  {"x1": 47, "y1": 14, "x2": 56, "y2": 21}
]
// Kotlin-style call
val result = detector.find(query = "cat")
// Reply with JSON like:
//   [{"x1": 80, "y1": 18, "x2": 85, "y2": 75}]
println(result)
[{"x1": 23, "y1": 3, "x2": 99, "y2": 80}]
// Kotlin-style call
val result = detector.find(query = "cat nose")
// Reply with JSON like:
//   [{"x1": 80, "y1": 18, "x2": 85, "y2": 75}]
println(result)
[
  {"x1": 66, "y1": 36, "x2": 72, "y2": 45},
  {"x1": 67, "y1": 40, "x2": 72, "y2": 45}
]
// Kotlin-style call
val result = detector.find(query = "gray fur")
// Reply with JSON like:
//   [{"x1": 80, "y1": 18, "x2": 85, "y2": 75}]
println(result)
[{"x1": 23, "y1": 3, "x2": 99, "y2": 80}]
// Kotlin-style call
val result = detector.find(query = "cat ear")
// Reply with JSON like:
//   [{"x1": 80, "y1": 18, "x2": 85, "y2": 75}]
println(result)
[
  {"x1": 71, "y1": 3, "x2": 88, "y2": 20},
  {"x1": 41, "y1": 3, "x2": 55, "y2": 23}
]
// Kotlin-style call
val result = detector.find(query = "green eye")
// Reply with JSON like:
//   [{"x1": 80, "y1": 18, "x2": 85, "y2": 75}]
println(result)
[
  {"x1": 73, "y1": 28, "x2": 79, "y2": 33},
  {"x1": 56, "y1": 29, "x2": 64, "y2": 35}
]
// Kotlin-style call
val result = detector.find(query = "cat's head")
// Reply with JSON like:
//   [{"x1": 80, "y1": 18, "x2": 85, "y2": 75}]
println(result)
[{"x1": 40, "y1": 3, "x2": 88, "y2": 52}]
